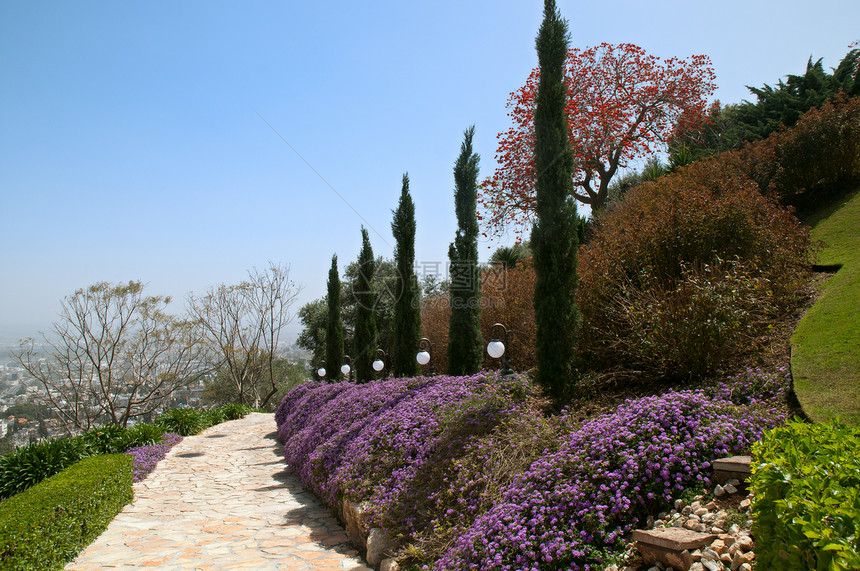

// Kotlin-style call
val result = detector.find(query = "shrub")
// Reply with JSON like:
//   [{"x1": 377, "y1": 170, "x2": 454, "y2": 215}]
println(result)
[
  {"x1": 0, "y1": 437, "x2": 86, "y2": 500},
  {"x1": 579, "y1": 154, "x2": 810, "y2": 378},
  {"x1": 213, "y1": 403, "x2": 253, "y2": 421},
  {"x1": 436, "y1": 390, "x2": 784, "y2": 570},
  {"x1": 752, "y1": 419, "x2": 860, "y2": 570},
  {"x1": 0, "y1": 454, "x2": 133, "y2": 570},
  {"x1": 77, "y1": 424, "x2": 132, "y2": 455},
  {"x1": 124, "y1": 423, "x2": 166, "y2": 449},
  {"x1": 155, "y1": 407, "x2": 213, "y2": 436},
  {"x1": 126, "y1": 433, "x2": 182, "y2": 482}
]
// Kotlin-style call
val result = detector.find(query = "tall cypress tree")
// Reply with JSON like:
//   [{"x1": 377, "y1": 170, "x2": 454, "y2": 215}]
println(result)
[
  {"x1": 392, "y1": 173, "x2": 421, "y2": 377},
  {"x1": 531, "y1": 0, "x2": 581, "y2": 404},
  {"x1": 447, "y1": 126, "x2": 483, "y2": 375},
  {"x1": 353, "y1": 227, "x2": 378, "y2": 382},
  {"x1": 325, "y1": 254, "x2": 344, "y2": 382}
]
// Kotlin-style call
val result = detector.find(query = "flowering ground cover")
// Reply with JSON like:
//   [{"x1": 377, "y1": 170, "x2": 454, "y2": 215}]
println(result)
[
  {"x1": 275, "y1": 367, "x2": 790, "y2": 570},
  {"x1": 126, "y1": 433, "x2": 182, "y2": 482}
]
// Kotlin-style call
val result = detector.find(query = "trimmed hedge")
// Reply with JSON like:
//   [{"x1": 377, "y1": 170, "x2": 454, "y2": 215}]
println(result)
[
  {"x1": 751, "y1": 420, "x2": 860, "y2": 570},
  {"x1": 0, "y1": 454, "x2": 133, "y2": 570}
]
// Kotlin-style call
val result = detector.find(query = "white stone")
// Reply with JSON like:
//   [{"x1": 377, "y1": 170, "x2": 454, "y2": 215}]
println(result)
[{"x1": 714, "y1": 484, "x2": 726, "y2": 497}]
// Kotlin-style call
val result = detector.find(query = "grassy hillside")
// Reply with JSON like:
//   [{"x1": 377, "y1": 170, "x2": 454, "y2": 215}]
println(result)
[{"x1": 792, "y1": 188, "x2": 860, "y2": 424}]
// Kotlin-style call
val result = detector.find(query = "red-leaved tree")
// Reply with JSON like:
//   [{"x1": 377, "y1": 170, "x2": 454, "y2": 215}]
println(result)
[{"x1": 479, "y1": 43, "x2": 716, "y2": 237}]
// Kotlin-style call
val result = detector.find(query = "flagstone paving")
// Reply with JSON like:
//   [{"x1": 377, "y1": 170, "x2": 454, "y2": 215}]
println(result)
[{"x1": 66, "y1": 413, "x2": 372, "y2": 571}]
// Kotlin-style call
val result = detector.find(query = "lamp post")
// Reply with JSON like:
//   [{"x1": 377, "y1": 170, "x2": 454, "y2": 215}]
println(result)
[
  {"x1": 316, "y1": 361, "x2": 327, "y2": 381},
  {"x1": 487, "y1": 323, "x2": 514, "y2": 376},
  {"x1": 372, "y1": 349, "x2": 388, "y2": 379},
  {"x1": 341, "y1": 355, "x2": 353, "y2": 382},
  {"x1": 416, "y1": 337, "x2": 434, "y2": 375}
]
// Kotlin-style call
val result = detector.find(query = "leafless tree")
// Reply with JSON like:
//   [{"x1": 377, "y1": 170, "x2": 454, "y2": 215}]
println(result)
[
  {"x1": 15, "y1": 281, "x2": 209, "y2": 431},
  {"x1": 188, "y1": 263, "x2": 302, "y2": 408}
]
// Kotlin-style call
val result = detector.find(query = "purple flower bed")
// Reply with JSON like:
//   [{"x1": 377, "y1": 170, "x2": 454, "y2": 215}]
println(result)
[
  {"x1": 126, "y1": 432, "x2": 182, "y2": 482},
  {"x1": 274, "y1": 367, "x2": 790, "y2": 569}
]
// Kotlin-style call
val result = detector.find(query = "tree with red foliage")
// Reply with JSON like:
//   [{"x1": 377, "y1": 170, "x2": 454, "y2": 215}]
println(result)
[{"x1": 480, "y1": 43, "x2": 716, "y2": 237}]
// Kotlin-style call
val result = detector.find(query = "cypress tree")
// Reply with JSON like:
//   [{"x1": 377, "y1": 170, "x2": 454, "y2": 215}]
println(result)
[
  {"x1": 391, "y1": 173, "x2": 421, "y2": 377},
  {"x1": 447, "y1": 126, "x2": 483, "y2": 375},
  {"x1": 531, "y1": 0, "x2": 581, "y2": 404},
  {"x1": 353, "y1": 227, "x2": 378, "y2": 382},
  {"x1": 325, "y1": 254, "x2": 344, "y2": 382}
]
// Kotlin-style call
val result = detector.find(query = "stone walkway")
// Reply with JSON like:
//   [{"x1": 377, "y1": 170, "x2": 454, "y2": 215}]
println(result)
[{"x1": 66, "y1": 413, "x2": 372, "y2": 571}]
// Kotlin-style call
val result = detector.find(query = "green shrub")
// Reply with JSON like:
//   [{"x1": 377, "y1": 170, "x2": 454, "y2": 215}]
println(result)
[
  {"x1": 77, "y1": 424, "x2": 131, "y2": 455},
  {"x1": 0, "y1": 438, "x2": 86, "y2": 500},
  {"x1": 213, "y1": 403, "x2": 253, "y2": 421},
  {"x1": 752, "y1": 420, "x2": 860, "y2": 570},
  {"x1": 124, "y1": 422, "x2": 166, "y2": 449},
  {"x1": 0, "y1": 454, "x2": 133, "y2": 570},
  {"x1": 579, "y1": 156, "x2": 810, "y2": 378},
  {"x1": 154, "y1": 407, "x2": 213, "y2": 436}
]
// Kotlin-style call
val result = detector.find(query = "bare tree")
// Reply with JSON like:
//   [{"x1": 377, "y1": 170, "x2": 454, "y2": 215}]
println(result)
[
  {"x1": 188, "y1": 263, "x2": 302, "y2": 408},
  {"x1": 15, "y1": 281, "x2": 209, "y2": 431}
]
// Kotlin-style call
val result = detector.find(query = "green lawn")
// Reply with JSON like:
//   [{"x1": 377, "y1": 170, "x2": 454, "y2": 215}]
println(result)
[{"x1": 792, "y1": 187, "x2": 860, "y2": 425}]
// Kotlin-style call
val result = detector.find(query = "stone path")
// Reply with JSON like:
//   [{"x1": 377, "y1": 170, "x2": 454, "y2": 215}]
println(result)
[{"x1": 66, "y1": 413, "x2": 372, "y2": 571}]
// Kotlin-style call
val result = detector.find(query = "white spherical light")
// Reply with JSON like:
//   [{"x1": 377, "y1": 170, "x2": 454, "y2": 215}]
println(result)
[
  {"x1": 487, "y1": 340, "x2": 506, "y2": 359},
  {"x1": 416, "y1": 350, "x2": 431, "y2": 365},
  {"x1": 372, "y1": 359, "x2": 384, "y2": 372},
  {"x1": 341, "y1": 364, "x2": 351, "y2": 375},
  {"x1": 317, "y1": 367, "x2": 326, "y2": 378}
]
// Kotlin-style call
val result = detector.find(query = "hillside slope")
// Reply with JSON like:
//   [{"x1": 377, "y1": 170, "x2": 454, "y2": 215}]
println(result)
[{"x1": 791, "y1": 188, "x2": 860, "y2": 424}]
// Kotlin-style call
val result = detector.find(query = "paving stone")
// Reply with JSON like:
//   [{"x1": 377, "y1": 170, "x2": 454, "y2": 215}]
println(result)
[{"x1": 64, "y1": 413, "x2": 368, "y2": 570}]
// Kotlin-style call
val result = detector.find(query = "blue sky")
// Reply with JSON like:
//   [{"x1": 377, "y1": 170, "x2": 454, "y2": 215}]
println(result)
[{"x1": 1, "y1": 0, "x2": 857, "y2": 343}]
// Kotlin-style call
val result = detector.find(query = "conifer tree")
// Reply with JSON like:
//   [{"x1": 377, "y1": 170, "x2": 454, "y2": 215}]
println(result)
[
  {"x1": 531, "y1": 0, "x2": 581, "y2": 403},
  {"x1": 392, "y1": 173, "x2": 421, "y2": 377},
  {"x1": 353, "y1": 227, "x2": 378, "y2": 382},
  {"x1": 325, "y1": 254, "x2": 344, "y2": 382},
  {"x1": 447, "y1": 126, "x2": 483, "y2": 375}
]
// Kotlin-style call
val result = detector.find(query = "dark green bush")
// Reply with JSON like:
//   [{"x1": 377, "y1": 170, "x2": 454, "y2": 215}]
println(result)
[
  {"x1": 0, "y1": 438, "x2": 86, "y2": 500},
  {"x1": 0, "y1": 454, "x2": 133, "y2": 570},
  {"x1": 752, "y1": 420, "x2": 860, "y2": 570},
  {"x1": 213, "y1": 403, "x2": 253, "y2": 421},
  {"x1": 77, "y1": 424, "x2": 131, "y2": 455},
  {"x1": 154, "y1": 407, "x2": 213, "y2": 436},
  {"x1": 124, "y1": 422, "x2": 166, "y2": 449}
]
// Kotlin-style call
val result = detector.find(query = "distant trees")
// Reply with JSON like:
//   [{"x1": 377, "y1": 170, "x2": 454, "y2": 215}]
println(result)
[
  {"x1": 202, "y1": 355, "x2": 304, "y2": 411},
  {"x1": 531, "y1": 0, "x2": 581, "y2": 404},
  {"x1": 391, "y1": 173, "x2": 421, "y2": 377},
  {"x1": 325, "y1": 255, "x2": 345, "y2": 382},
  {"x1": 187, "y1": 263, "x2": 301, "y2": 409},
  {"x1": 480, "y1": 41, "x2": 716, "y2": 237},
  {"x1": 15, "y1": 281, "x2": 208, "y2": 430},
  {"x1": 352, "y1": 228, "x2": 378, "y2": 382},
  {"x1": 447, "y1": 126, "x2": 484, "y2": 376}
]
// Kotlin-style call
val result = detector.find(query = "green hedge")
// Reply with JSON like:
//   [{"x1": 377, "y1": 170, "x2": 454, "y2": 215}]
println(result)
[
  {"x1": 751, "y1": 420, "x2": 860, "y2": 570},
  {"x1": 0, "y1": 454, "x2": 133, "y2": 570}
]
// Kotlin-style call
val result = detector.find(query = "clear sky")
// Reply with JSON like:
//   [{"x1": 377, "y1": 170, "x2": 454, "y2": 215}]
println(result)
[{"x1": 1, "y1": 0, "x2": 857, "y2": 344}]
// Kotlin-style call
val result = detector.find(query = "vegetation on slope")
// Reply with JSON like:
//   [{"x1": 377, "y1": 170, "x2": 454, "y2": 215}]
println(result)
[{"x1": 792, "y1": 187, "x2": 860, "y2": 424}]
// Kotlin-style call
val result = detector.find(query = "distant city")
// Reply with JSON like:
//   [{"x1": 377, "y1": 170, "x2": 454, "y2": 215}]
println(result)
[{"x1": 0, "y1": 342, "x2": 309, "y2": 453}]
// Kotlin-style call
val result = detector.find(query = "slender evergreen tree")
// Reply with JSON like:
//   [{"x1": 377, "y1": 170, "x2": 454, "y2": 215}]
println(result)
[
  {"x1": 531, "y1": 0, "x2": 581, "y2": 404},
  {"x1": 353, "y1": 227, "x2": 378, "y2": 382},
  {"x1": 391, "y1": 173, "x2": 421, "y2": 377},
  {"x1": 325, "y1": 254, "x2": 344, "y2": 382},
  {"x1": 447, "y1": 126, "x2": 483, "y2": 375}
]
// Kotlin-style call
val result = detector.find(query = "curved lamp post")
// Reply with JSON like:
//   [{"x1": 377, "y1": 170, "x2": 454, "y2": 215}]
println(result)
[
  {"x1": 416, "y1": 337, "x2": 434, "y2": 375},
  {"x1": 487, "y1": 323, "x2": 514, "y2": 376},
  {"x1": 316, "y1": 360, "x2": 327, "y2": 380},
  {"x1": 372, "y1": 349, "x2": 388, "y2": 379},
  {"x1": 341, "y1": 355, "x2": 353, "y2": 382}
]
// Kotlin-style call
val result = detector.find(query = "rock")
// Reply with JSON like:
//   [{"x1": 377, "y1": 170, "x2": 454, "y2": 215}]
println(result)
[
  {"x1": 714, "y1": 484, "x2": 726, "y2": 497},
  {"x1": 743, "y1": 551, "x2": 755, "y2": 564},
  {"x1": 710, "y1": 539, "x2": 727, "y2": 555},
  {"x1": 694, "y1": 507, "x2": 709, "y2": 517},
  {"x1": 702, "y1": 559, "x2": 722, "y2": 571},
  {"x1": 711, "y1": 526, "x2": 725, "y2": 534},
  {"x1": 380, "y1": 558, "x2": 400, "y2": 571},
  {"x1": 691, "y1": 548, "x2": 703, "y2": 561},
  {"x1": 705, "y1": 501, "x2": 717, "y2": 510},
  {"x1": 739, "y1": 498, "x2": 751, "y2": 511},
  {"x1": 689, "y1": 564, "x2": 705, "y2": 571},
  {"x1": 341, "y1": 500, "x2": 369, "y2": 548},
  {"x1": 682, "y1": 505, "x2": 694, "y2": 516},
  {"x1": 673, "y1": 518, "x2": 686, "y2": 528},
  {"x1": 727, "y1": 478, "x2": 740, "y2": 487},
  {"x1": 647, "y1": 515, "x2": 656, "y2": 529},
  {"x1": 728, "y1": 524, "x2": 740, "y2": 535},
  {"x1": 366, "y1": 527, "x2": 396, "y2": 567},
  {"x1": 675, "y1": 499, "x2": 686, "y2": 511},
  {"x1": 720, "y1": 551, "x2": 733, "y2": 565},
  {"x1": 736, "y1": 534, "x2": 754, "y2": 552},
  {"x1": 739, "y1": 564, "x2": 752, "y2": 571},
  {"x1": 633, "y1": 528, "x2": 716, "y2": 571},
  {"x1": 701, "y1": 548, "x2": 719, "y2": 562},
  {"x1": 684, "y1": 519, "x2": 700, "y2": 531},
  {"x1": 731, "y1": 550, "x2": 744, "y2": 570},
  {"x1": 691, "y1": 501, "x2": 702, "y2": 510},
  {"x1": 724, "y1": 483, "x2": 738, "y2": 495}
]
